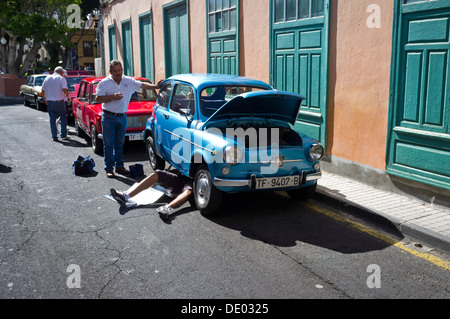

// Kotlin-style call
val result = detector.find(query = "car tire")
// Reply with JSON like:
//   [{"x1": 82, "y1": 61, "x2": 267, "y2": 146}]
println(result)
[
  {"x1": 194, "y1": 165, "x2": 223, "y2": 216},
  {"x1": 90, "y1": 124, "x2": 103, "y2": 154},
  {"x1": 146, "y1": 135, "x2": 165, "y2": 170},
  {"x1": 23, "y1": 97, "x2": 30, "y2": 107},
  {"x1": 287, "y1": 183, "x2": 317, "y2": 201}
]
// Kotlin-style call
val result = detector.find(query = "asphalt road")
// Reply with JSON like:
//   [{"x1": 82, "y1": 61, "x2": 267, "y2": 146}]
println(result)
[{"x1": 0, "y1": 101, "x2": 449, "y2": 305}]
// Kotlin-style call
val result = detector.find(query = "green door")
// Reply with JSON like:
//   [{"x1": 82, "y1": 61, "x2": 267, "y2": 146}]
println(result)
[
  {"x1": 270, "y1": 0, "x2": 330, "y2": 147},
  {"x1": 207, "y1": 0, "x2": 239, "y2": 75},
  {"x1": 108, "y1": 24, "x2": 117, "y2": 61},
  {"x1": 387, "y1": 0, "x2": 450, "y2": 190},
  {"x1": 122, "y1": 19, "x2": 133, "y2": 76},
  {"x1": 163, "y1": 1, "x2": 190, "y2": 77},
  {"x1": 139, "y1": 12, "x2": 155, "y2": 81}
]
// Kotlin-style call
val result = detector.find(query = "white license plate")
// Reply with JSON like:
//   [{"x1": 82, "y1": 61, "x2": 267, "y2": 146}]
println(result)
[
  {"x1": 128, "y1": 133, "x2": 143, "y2": 141},
  {"x1": 255, "y1": 175, "x2": 300, "y2": 189}
]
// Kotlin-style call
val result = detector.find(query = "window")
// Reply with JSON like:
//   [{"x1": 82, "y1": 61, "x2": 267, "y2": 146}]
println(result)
[
  {"x1": 130, "y1": 82, "x2": 157, "y2": 102},
  {"x1": 156, "y1": 82, "x2": 173, "y2": 110},
  {"x1": 83, "y1": 41, "x2": 94, "y2": 57},
  {"x1": 200, "y1": 85, "x2": 268, "y2": 116},
  {"x1": 208, "y1": 0, "x2": 237, "y2": 33},
  {"x1": 274, "y1": 0, "x2": 324, "y2": 23},
  {"x1": 170, "y1": 84, "x2": 195, "y2": 116}
]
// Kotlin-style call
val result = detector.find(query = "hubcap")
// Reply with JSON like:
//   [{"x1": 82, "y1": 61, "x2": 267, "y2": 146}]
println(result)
[
  {"x1": 196, "y1": 173, "x2": 210, "y2": 206},
  {"x1": 148, "y1": 144, "x2": 156, "y2": 167}
]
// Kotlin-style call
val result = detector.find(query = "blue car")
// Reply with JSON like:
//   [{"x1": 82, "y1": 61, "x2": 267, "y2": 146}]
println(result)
[{"x1": 144, "y1": 74, "x2": 324, "y2": 215}]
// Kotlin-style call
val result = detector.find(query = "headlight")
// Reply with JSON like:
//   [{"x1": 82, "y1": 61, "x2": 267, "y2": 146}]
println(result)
[
  {"x1": 224, "y1": 145, "x2": 243, "y2": 165},
  {"x1": 309, "y1": 144, "x2": 324, "y2": 161}
]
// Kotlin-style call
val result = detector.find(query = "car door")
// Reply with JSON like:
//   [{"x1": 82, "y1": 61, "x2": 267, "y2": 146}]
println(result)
[
  {"x1": 153, "y1": 82, "x2": 173, "y2": 161},
  {"x1": 165, "y1": 83, "x2": 195, "y2": 172}
]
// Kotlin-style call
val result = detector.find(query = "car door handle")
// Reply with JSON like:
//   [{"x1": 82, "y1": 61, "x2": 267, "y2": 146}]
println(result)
[{"x1": 164, "y1": 114, "x2": 170, "y2": 120}]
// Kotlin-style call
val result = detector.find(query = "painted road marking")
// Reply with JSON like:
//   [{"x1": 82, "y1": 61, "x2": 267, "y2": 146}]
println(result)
[{"x1": 303, "y1": 201, "x2": 450, "y2": 271}]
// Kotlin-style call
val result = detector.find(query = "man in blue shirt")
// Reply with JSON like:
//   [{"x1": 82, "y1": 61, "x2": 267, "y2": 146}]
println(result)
[{"x1": 96, "y1": 60, "x2": 163, "y2": 178}]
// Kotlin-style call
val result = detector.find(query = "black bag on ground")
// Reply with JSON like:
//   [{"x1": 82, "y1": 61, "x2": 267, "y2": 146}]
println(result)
[{"x1": 73, "y1": 156, "x2": 95, "y2": 175}]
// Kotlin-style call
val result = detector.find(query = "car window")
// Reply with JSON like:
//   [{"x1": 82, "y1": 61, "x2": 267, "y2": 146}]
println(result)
[
  {"x1": 170, "y1": 83, "x2": 195, "y2": 116},
  {"x1": 66, "y1": 77, "x2": 83, "y2": 92},
  {"x1": 200, "y1": 85, "x2": 268, "y2": 117},
  {"x1": 130, "y1": 82, "x2": 157, "y2": 102},
  {"x1": 78, "y1": 82, "x2": 86, "y2": 98},
  {"x1": 34, "y1": 76, "x2": 46, "y2": 86},
  {"x1": 26, "y1": 77, "x2": 32, "y2": 85},
  {"x1": 156, "y1": 82, "x2": 172, "y2": 110},
  {"x1": 91, "y1": 83, "x2": 98, "y2": 104},
  {"x1": 84, "y1": 83, "x2": 90, "y2": 101}
]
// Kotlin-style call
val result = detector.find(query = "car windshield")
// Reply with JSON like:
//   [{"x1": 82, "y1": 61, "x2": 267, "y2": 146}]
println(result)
[
  {"x1": 66, "y1": 77, "x2": 85, "y2": 92},
  {"x1": 200, "y1": 86, "x2": 268, "y2": 117},
  {"x1": 34, "y1": 76, "x2": 46, "y2": 86},
  {"x1": 130, "y1": 82, "x2": 157, "y2": 102},
  {"x1": 91, "y1": 81, "x2": 157, "y2": 104}
]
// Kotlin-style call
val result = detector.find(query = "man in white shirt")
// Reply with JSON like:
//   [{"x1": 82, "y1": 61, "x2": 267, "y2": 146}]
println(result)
[
  {"x1": 96, "y1": 60, "x2": 163, "y2": 178},
  {"x1": 42, "y1": 66, "x2": 69, "y2": 141}
]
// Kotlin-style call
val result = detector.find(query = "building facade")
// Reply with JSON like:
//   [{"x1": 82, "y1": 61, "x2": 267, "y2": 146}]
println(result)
[{"x1": 101, "y1": 0, "x2": 450, "y2": 207}]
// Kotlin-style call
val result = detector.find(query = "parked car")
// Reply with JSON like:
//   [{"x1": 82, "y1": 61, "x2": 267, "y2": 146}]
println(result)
[
  {"x1": 19, "y1": 74, "x2": 47, "y2": 110},
  {"x1": 66, "y1": 75, "x2": 94, "y2": 117},
  {"x1": 71, "y1": 76, "x2": 157, "y2": 154},
  {"x1": 144, "y1": 73, "x2": 324, "y2": 215}
]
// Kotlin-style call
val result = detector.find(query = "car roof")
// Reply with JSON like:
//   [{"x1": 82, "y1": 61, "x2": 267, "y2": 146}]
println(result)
[
  {"x1": 81, "y1": 76, "x2": 151, "y2": 83},
  {"x1": 167, "y1": 73, "x2": 273, "y2": 90}
]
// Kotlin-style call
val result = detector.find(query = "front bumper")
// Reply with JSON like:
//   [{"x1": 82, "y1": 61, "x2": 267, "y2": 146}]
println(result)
[{"x1": 213, "y1": 171, "x2": 321, "y2": 189}]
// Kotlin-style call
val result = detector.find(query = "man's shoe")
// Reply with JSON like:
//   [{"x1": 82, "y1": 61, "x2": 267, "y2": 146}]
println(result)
[
  {"x1": 61, "y1": 136, "x2": 70, "y2": 140},
  {"x1": 115, "y1": 167, "x2": 130, "y2": 175},
  {"x1": 157, "y1": 204, "x2": 172, "y2": 220},
  {"x1": 110, "y1": 188, "x2": 127, "y2": 205},
  {"x1": 110, "y1": 188, "x2": 137, "y2": 208},
  {"x1": 52, "y1": 137, "x2": 59, "y2": 142},
  {"x1": 106, "y1": 170, "x2": 115, "y2": 178}
]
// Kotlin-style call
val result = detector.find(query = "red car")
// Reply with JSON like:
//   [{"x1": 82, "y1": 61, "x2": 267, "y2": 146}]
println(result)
[
  {"x1": 66, "y1": 75, "x2": 95, "y2": 117},
  {"x1": 72, "y1": 76, "x2": 157, "y2": 154}
]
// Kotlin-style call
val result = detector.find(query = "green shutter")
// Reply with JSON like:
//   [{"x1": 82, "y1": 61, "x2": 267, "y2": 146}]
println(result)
[
  {"x1": 163, "y1": 1, "x2": 190, "y2": 78},
  {"x1": 270, "y1": 0, "x2": 330, "y2": 148},
  {"x1": 206, "y1": 0, "x2": 239, "y2": 75},
  {"x1": 108, "y1": 25, "x2": 117, "y2": 61},
  {"x1": 122, "y1": 19, "x2": 133, "y2": 76},
  {"x1": 387, "y1": 0, "x2": 450, "y2": 190},
  {"x1": 139, "y1": 12, "x2": 155, "y2": 81}
]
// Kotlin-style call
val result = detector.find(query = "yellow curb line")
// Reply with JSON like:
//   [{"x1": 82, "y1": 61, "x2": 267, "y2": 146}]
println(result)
[{"x1": 302, "y1": 201, "x2": 450, "y2": 271}]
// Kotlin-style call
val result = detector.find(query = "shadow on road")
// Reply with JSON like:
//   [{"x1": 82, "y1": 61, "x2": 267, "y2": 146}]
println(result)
[{"x1": 204, "y1": 191, "x2": 404, "y2": 254}]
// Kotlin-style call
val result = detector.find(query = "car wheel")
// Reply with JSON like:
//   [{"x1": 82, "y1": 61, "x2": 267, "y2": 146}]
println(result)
[
  {"x1": 90, "y1": 124, "x2": 103, "y2": 154},
  {"x1": 146, "y1": 135, "x2": 165, "y2": 170},
  {"x1": 23, "y1": 97, "x2": 30, "y2": 106},
  {"x1": 194, "y1": 165, "x2": 223, "y2": 216},
  {"x1": 286, "y1": 183, "x2": 317, "y2": 201}
]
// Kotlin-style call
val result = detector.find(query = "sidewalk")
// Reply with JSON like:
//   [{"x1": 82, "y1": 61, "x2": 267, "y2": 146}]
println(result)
[{"x1": 316, "y1": 171, "x2": 450, "y2": 254}]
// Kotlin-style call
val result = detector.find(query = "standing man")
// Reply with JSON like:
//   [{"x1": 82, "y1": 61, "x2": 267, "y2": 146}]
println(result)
[
  {"x1": 42, "y1": 66, "x2": 69, "y2": 141},
  {"x1": 96, "y1": 60, "x2": 163, "y2": 178}
]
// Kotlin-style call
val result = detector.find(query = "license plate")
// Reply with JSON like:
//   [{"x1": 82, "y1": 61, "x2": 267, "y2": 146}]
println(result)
[
  {"x1": 255, "y1": 175, "x2": 300, "y2": 189},
  {"x1": 128, "y1": 133, "x2": 143, "y2": 141}
]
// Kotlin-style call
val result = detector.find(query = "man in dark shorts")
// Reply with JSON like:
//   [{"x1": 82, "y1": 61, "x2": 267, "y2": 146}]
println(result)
[{"x1": 110, "y1": 169, "x2": 193, "y2": 219}]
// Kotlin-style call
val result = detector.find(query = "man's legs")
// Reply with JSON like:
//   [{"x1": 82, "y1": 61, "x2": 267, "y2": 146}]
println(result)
[
  {"x1": 58, "y1": 101, "x2": 68, "y2": 138},
  {"x1": 102, "y1": 113, "x2": 117, "y2": 172},
  {"x1": 168, "y1": 189, "x2": 193, "y2": 209},
  {"x1": 47, "y1": 101, "x2": 58, "y2": 140},
  {"x1": 113, "y1": 114, "x2": 127, "y2": 169}
]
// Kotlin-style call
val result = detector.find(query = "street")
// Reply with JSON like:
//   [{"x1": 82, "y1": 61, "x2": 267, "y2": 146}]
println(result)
[{"x1": 0, "y1": 100, "x2": 449, "y2": 303}]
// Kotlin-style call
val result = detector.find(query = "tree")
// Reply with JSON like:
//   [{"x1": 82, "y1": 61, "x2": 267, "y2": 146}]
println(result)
[{"x1": 0, "y1": 0, "x2": 82, "y2": 77}]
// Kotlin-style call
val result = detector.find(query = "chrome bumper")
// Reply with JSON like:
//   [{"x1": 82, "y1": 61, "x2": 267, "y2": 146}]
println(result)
[{"x1": 214, "y1": 171, "x2": 322, "y2": 188}]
